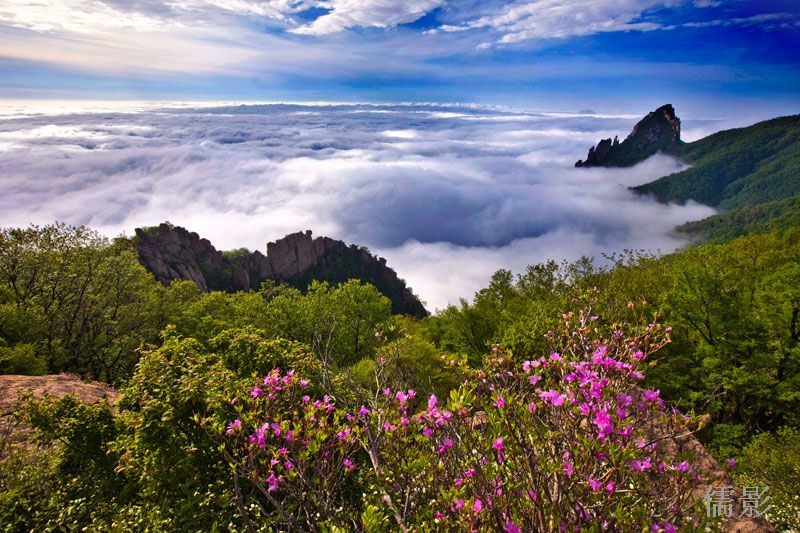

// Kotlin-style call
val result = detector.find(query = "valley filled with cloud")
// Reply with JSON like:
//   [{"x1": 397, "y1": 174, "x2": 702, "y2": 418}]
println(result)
[{"x1": 0, "y1": 102, "x2": 715, "y2": 309}]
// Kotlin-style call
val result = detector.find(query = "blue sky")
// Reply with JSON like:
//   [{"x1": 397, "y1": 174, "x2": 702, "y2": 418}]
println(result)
[{"x1": 0, "y1": 0, "x2": 799, "y2": 116}]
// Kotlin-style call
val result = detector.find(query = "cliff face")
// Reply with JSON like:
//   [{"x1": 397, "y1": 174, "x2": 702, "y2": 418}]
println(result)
[
  {"x1": 133, "y1": 224, "x2": 428, "y2": 317},
  {"x1": 576, "y1": 104, "x2": 682, "y2": 167}
]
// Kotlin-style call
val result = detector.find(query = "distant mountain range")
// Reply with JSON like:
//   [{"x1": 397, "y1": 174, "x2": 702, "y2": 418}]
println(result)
[
  {"x1": 577, "y1": 104, "x2": 800, "y2": 241},
  {"x1": 133, "y1": 223, "x2": 428, "y2": 317}
]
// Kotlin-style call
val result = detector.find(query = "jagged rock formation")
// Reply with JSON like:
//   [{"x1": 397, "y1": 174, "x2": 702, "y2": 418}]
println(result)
[
  {"x1": 576, "y1": 104, "x2": 682, "y2": 167},
  {"x1": 133, "y1": 223, "x2": 428, "y2": 317}
]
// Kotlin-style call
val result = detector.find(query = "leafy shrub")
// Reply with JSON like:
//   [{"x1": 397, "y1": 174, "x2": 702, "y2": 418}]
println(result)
[
  {"x1": 212, "y1": 304, "x2": 718, "y2": 531},
  {"x1": 0, "y1": 342, "x2": 46, "y2": 375},
  {"x1": 734, "y1": 426, "x2": 800, "y2": 532}
]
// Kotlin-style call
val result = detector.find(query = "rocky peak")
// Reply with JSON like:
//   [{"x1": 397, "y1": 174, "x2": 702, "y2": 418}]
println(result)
[
  {"x1": 134, "y1": 223, "x2": 228, "y2": 292},
  {"x1": 133, "y1": 224, "x2": 428, "y2": 317},
  {"x1": 575, "y1": 104, "x2": 681, "y2": 167}
]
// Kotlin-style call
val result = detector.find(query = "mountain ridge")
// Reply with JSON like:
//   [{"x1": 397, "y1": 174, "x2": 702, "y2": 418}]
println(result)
[{"x1": 133, "y1": 223, "x2": 428, "y2": 317}]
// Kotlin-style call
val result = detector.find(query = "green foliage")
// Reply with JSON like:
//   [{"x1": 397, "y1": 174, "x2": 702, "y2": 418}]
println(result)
[
  {"x1": 209, "y1": 327, "x2": 322, "y2": 380},
  {"x1": 676, "y1": 192, "x2": 800, "y2": 242},
  {"x1": 422, "y1": 260, "x2": 597, "y2": 365},
  {"x1": 0, "y1": 342, "x2": 46, "y2": 375},
  {"x1": 221, "y1": 247, "x2": 252, "y2": 260},
  {"x1": 0, "y1": 395, "x2": 123, "y2": 531},
  {"x1": 113, "y1": 328, "x2": 246, "y2": 530},
  {"x1": 0, "y1": 223, "x2": 172, "y2": 382},
  {"x1": 734, "y1": 427, "x2": 800, "y2": 532},
  {"x1": 650, "y1": 230, "x2": 800, "y2": 454},
  {"x1": 264, "y1": 279, "x2": 392, "y2": 367}
]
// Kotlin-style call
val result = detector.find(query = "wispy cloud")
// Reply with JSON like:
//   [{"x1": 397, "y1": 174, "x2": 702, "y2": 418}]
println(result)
[
  {"x1": 291, "y1": 0, "x2": 445, "y2": 35},
  {"x1": 0, "y1": 102, "x2": 715, "y2": 309},
  {"x1": 438, "y1": 0, "x2": 678, "y2": 43}
]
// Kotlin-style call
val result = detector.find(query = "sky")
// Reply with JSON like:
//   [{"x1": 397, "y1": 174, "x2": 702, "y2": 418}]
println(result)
[
  {"x1": 0, "y1": 1, "x2": 798, "y2": 309},
  {"x1": 0, "y1": 0, "x2": 798, "y2": 115}
]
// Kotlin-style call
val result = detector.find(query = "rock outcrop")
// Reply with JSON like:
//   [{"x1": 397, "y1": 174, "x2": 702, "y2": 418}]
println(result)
[
  {"x1": 1, "y1": 374, "x2": 118, "y2": 453},
  {"x1": 576, "y1": 104, "x2": 682, "y2": 167},
  {"x1": 133, "y1": 223, "x2": 428, "y2": 317}
]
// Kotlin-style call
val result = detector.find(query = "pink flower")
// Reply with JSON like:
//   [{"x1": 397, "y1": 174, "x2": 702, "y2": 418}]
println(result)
[
  {"x1": 643, "y1": 389, "x2": 660, "y2": 402},
  {"x1": 464, "y1": 468, "x2": 475, "y2": 478},
  {"x1": 437, "y1": 438, "x2": 454, "y2": 455},
  {"x1": 428, "y1": 394, "x2": 438, "y2": 410},
  {"x1": 492, "y1": 437, "x2": 503, "y2": 451},
  {"x1": 455, "y1": 498, "x2": 464, "y2": 510},
  {"x1": 494, "y1": 395, "x2": 506, "y2": 408},
  {"x1": 407, "y1": 389, "x2": 416, "y2": 399},
  {"x1": 528, "y1": 402, "x2": 537, "y2": 413},
  {"x1": 673, "y1": 460, "x2": 691, "y2": 473},
  {"x1": 299, "y1": 379, "x2": 309, "y2": 388},
  {"x1": 539, "y1": 389, "x2": 566, "y2": 406},
  {"x1": 651, "y1": 523, "x2": 676, "y2": 533},
  {"x1": 343, "y1": 458, "x2": 354, "y2": 471},
  {"x1": 592, "y1": 410, "x2": 614, "y2": 438},
  {"x1": 422, "y1": 426, "x2": 433, "y2": 438},
  {"x1": 401, "y1": 417, "x2": 409, "y2": 426},
  {"x1": 605, "y1": 481, "x2": 615, "y2": 494},
  {"x1": 301, "y1": 395, "x2": 310, "y2": 403},
  {"x1": 616, "y1": 394, "x2": 633, "y2": 407},
  {"x1": 588, "y1": 478, "x2": 602, "y2": 491},
  {"x1": 473, "y1": 498, "x2": 483, "y2": 512},
  {"x1": 283, "y1": 461, "x2": 293, "y2": 470},
  {"x1": 504, "y1": 522, "x2": 521, "y2": 533},
  {"x1": 226, "y1": 419, "x2": 242, "y2": 435},
  {"x1": 359, "y1": 405, "x2": 369, "y2": 416},
  {"x1": 563, "y1": 460, "x2": 574, "y2": 477},
  {"x1": 251, "y1": 386, "x2": 262, "y2": 398},
  {"x1": 523, "y1": 360, "x2": 532, "y2": 372},
  {"x1": 633, "y1": 350, "x2": 644, "y2": 360},
  {"x1": 529, "y1": 374, "x2": 542, "y2": 385},
  {"x1": 726, "y1": 457, "x2": 737, "y2": 468},
  {"x1": 628, "y1": 457, "x2": 651, "y2": 472}
]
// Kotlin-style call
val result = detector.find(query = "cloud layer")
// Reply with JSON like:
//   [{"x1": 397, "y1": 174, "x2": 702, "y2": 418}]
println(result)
[{"x1": 0, "y1": 102, "x2": 715, "y2": 309}]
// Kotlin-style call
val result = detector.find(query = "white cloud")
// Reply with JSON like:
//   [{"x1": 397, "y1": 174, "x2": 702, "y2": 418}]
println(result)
[
  {"x1": 0, "y1": 102, "x2": 715, "y2": 310},
  {"x1": 291, "y1": 0, "x2": 444, "y2": 35},
  {"x1": 441, "y1": 0, "x2": 677, "y2": 44}
]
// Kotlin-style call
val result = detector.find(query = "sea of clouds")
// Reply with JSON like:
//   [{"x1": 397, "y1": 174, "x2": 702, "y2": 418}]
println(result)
[{"x1": 0, "y1": 102, "x2": 716, "y2": 310}]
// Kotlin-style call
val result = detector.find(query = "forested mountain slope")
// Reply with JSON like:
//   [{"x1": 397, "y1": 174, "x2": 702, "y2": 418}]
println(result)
[{"x1": 633, "y1": 114, "x2": 800, "y2": 210}]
